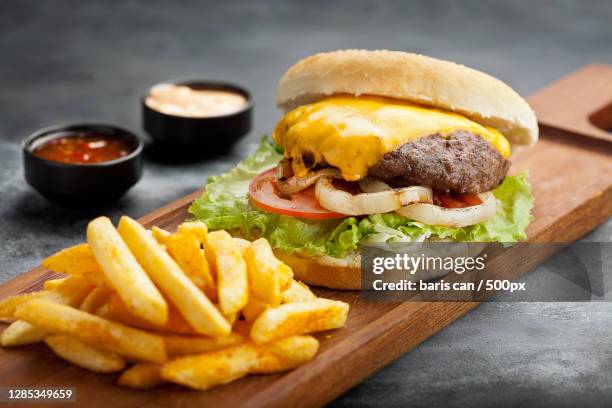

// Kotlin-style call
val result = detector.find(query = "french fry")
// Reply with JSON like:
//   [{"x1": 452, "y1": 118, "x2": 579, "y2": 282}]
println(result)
[
  {"x1": 97, "y1": 294, "x2": 198, "y2": 335},
  {"x1": 151, "y1": 226, "x2": 171, "y2": 245},
  {"x1": 174, "y1": 220, "x2": 217, "y2": 283},
  {"x1": 244, "y1": 238, "x2": 285, "y2": 307},
  {"x1": 161, "y1": 344, "x2": 256, "y2": 390},
  {"x1": 42, "y1": 243, "x2": 100, "y2": 277},
  {"x1": 79, "y1": 287, "x2": 112, "y2": 313},
  {"x1": 0, "y1": 275, "x2": 92, "y2": 320},
  {"x1": 176, "y1": 221, "x2": 208, "y2": 243},
  {"x1": 118, "y1": 363, "x2": 165, "y2": 389},
  {"x1": 281, "y1": 280, "x2": 317, "y2": 303},
  {"x1": 118, "y1": 216, "x2": 230, "y2": 337},
  {"x1": 1, "y1": 218, "x2": 346, "y2": 392},
  {"x1": 232, "y1": 237, "x2": 251, "y2": 254},
  {"x1": 163, "y1": 332, "x2": 244, "y2": 357},
  {"x1": 242, "y1": 297, "x2": 269, "y2": 323},
  {"x1": 42, "y1": 245, "x2": 109, "y2": 287},
  {"x1": 278, "y1": 266, "x2": 294, "y2": 291},
  {"x1": 43, "y1": 277, "x2": 67, "y2": 290},
  {"x1": 1, "y1": 275, "x2": 94, "y2": 345},
  {"x1": 204, "y1": 230, "x2": 248, "y2": 317},
  {"x1": 0, "y1": 292, "x2": 45, "y2": 320},
  {"x1": 15, "y1": 299, "x2": 167, "y2": 363},
  {"x1": 250, "y1": 299, "x2": 349, "y2": 344},
  {"x1": 251, "y1": 335, "x2": 319, "y2": 374},
  {"x1": 99, "y1": 299, "x2": 224, "y2": 337},
  {"x1": 225, "y1": 313, "x2": 239, "y2": 326},
  {"x1": 45, "y1": 335, "x2": 126, "y2": 373},
  {"x1": 0, "y1": 320, "x2": 45, "y2": 347},
  {"x1": 166, "y1": 230, "x2": 216, "y2": 299},
  {"x1": 87, "y1": 216, "x2": 167, "y2": 326},
  {"x1": 160, "y1": 336, "x2": 319, "y2": 390},
  {"x1": 51, "y1": 275, "x2": 96, "y2": 304}
]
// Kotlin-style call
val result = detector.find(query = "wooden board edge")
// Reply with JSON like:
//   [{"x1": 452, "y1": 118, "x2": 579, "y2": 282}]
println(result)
[{"x1": 527, "y1": 64, "x2": 612, "y2": 142}]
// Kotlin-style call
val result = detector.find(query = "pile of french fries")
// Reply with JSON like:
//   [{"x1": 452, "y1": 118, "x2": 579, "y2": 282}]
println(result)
[{"x1": 0, "y1": 216, "x2": 349, "y2": 390}]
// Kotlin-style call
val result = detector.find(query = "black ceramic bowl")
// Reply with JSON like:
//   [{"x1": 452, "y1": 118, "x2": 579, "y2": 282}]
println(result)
[
  {"x1": 142, "y1": 80, "x2": 252, "y2": 156},
  {"x1": 23, "y1": 124, "x2": 143, "y2": 207}
]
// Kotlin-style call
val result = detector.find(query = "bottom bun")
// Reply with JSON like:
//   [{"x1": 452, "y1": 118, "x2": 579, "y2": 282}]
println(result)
[
  {"x1": 274, "y1": 242, "x2": 487, "y2": 291},
  {"x1": 274, "y1": 251, "x2": 362, "y2": 290}
]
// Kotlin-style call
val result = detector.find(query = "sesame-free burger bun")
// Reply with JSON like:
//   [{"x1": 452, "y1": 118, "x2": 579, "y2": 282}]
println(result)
[{"x1": 276, "y1": 49, "x2": 538, "y2": 146}]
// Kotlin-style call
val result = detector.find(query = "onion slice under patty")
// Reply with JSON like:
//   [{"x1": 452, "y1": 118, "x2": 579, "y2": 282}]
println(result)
[
  {"x1": 395, "y1": 192, "x2": 497, "y2": 227},
  {"x1": 315, "y1": 176, "x2": 433, "y2": 215},
  {"x1": 276, "y1": 168, "x2": 341, "y2": 197},
  {"x1": 358, "y1": 177, "x2": 396, "y2": 193}
]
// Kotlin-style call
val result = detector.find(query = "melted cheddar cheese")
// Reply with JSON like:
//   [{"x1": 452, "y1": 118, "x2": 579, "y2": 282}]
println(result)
[{"x1": 273, "y1": 96, "x2": 510, "y2": 181}]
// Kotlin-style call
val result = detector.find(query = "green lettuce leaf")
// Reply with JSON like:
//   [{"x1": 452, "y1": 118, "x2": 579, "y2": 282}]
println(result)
[{"x1": 189, "y1": 137, "x2": 534, "y2": 258}]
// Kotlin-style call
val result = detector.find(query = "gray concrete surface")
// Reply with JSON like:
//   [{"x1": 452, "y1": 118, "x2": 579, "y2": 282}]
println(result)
[{"x1": 0, "y1": 1, "x2": 611, "y2": 406}]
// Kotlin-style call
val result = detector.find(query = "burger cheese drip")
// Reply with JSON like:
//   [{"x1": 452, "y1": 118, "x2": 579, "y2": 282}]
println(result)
[{"x1": 273, "y1": 95, "x2": 511, "y2": 181}]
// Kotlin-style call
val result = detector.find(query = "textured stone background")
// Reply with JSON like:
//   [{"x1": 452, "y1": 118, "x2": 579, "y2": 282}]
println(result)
[{"x1": 0, "y1": 1, "x2": 610, "y2": 406}]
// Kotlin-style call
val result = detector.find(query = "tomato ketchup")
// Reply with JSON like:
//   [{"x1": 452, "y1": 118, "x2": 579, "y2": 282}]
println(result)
[{"x1": 33, "y1": 132, "x2": 133, "y2": 164}]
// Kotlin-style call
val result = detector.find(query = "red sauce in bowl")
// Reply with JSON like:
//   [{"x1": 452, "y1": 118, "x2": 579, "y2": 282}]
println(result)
[{"x1": 33, "y1": 132, "x2": 133, "y2": 164}]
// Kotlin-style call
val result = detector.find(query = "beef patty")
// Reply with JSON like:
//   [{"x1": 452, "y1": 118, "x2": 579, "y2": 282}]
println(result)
[{"x1": 369, "y1": 130, "x2": 510, "y2": 194}]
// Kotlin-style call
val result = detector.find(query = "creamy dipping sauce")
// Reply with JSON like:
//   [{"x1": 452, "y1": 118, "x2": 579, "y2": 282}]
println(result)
[{"x1": 146, "y1": 84, "x2": 247, "y2": 118}]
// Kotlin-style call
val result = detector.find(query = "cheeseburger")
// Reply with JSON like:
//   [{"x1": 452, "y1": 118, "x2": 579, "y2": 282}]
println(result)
[{"x1": 190, "y1": 50, "x2": 537, "y2": 289}]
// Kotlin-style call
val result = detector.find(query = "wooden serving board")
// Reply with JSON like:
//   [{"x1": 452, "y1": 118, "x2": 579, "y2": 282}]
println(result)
[{"x1": 1, "y1": 65, "x2": 611, "y2": 408}]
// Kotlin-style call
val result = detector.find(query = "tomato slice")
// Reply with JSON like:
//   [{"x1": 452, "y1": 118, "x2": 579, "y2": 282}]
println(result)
[
  {"x1": 456, "y1": 193, "x2": 483, "y2": 206},
  {"x1": 248, "y1": 168, "x2": 346, "y2": 219},
  {"x1": 434, "y1": 191, "x2": 483, "y2": 208}
]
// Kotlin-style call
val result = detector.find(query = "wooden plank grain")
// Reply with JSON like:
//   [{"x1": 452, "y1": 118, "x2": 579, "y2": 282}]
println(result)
[
  {"x1": 0, "y1": 65, "x2": 611, "y2": 408},
  {"x1": 528, "y1": 64, "x2": 612, "y2": 143}
]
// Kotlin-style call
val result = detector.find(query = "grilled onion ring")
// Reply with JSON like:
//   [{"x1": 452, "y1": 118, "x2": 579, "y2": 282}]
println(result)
[
  {"x1": 315, "y1": 176, "x2": 433, "y2": 215},
  {"x1": 276, "y1": 168, "x2": 341, "y2": 197},
  {"x1": 396, "y1": 192, "x2": 497, "y2": 227}
]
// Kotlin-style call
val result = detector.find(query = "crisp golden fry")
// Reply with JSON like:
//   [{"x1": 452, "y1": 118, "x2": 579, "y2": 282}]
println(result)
[
  {"x1": 45, "y1": 335, "x2": 126, "y2": 373},
  {"x1": 1, "y1": 275, "x2": 94, "y2": 345},
  {"x1": 15, "y1": 299, "x2": 166, "y2": 363},
  {"x1": 151, "y1": 226, "x2": 171, "y2": 245},
  {"x1": 87, "y1": 216, "x2": 167, "y2": 326},
  {"x1": 50, "y1": 275, "x2": 96, "y2": 303},
  {"x1": 118, "y1": 216, "x2": 230, "y2": 337},
  {"x1": 232, "y1": 237, "x2": 251, "y2": 254},
  {"x1": 242, "y1": 297, "x2": 269, "y2": 323},
  {"x1": 42, "y1": 245, "x2": 108, "y2": 287},
  {"x1": 0, "y1": 292, "x2": 45, "y2": 320},
  {"x1": 281, "y1": 280, "x2": 317, "y2": 303},
  {"x1": 161, "y1": 344, "x2": 256, "y2": 390},
  {"x1": 244, "y1": 238, "x2": 285, "y2": 307},
  {"x1": 204, "y1": 230, "x2": 248, "y2": 317},
  {"x1": 160, "y1": 336, "x2": 318, "y2": 389},
  {"x1": 97, "y1": 294, "x2": 198, "y2": 335},
  {"x1": 42, "y1": 243, "x2": 100, "y2": 276},
  {"x1": 176, "y1": 221, "x2": 208, "y2": 243},
  {"x1": 118, "y1": 363, "x2": 165, "y2": 389},
  {"x1": 1, "y1": 218, "x2": 350, "y2": 392},
  {"x1": 224, "y1": 313, "x2": 238, "y2": 326},
  {"x1": 164, "y1": 333, "x2": 244, "y2": 357},
  {"x1": 278, "y1": 265, "x2": 294, "y2": 291},
  {"x1": 43, "y1": 277, "x2": 67, "y2": 290},
  {"x1": 251, "y1": 335, "x2": 319, "y2": 374},
  {"x1": 0, "y1": 275, "x2": 92, "y2": 320},
  {"x1": 0, "y1": 320, "x2": 45, "y2": 347},
  {"x1": 250, "y1": 299, "x2": 349, "y2": 344},
  {"x1": 166, "y1": 230, "x2": 216, "y2": 300},
  {"x1": 79, "y1": 287, "x2": 112, "y2": 313}
]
